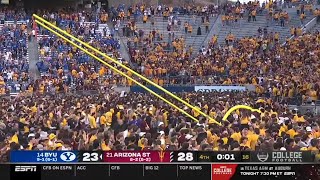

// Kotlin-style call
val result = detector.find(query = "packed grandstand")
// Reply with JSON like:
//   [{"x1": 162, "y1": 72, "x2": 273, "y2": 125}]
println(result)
[{"x1": 0, "y1": 0, "x2": 320, "y2": 162}]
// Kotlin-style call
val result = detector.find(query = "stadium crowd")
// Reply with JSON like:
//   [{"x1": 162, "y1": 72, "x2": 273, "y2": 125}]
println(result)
[
  {"x1": 127, "y1": 29, "x2": 320, "y2": 106},
  {"x1": 1, "y1": 1, "x2": 320, "y2": 162},
  {"x1": 35, "y1": 8, "x2": 126, "y2": 91},
  {"x1": 1, "y1": 89, "x2": 320, "y2": 161},
  {"x1": 0, "y1": 7, "x2": 29, "y2": 96}
]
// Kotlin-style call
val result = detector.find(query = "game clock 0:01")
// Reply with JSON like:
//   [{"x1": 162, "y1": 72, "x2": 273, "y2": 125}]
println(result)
[{"x1": 214, "y1": 152, "x2": 239, "y2": 162}]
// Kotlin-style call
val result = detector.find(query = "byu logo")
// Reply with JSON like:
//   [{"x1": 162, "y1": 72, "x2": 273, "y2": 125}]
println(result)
[{"x1": 60, "y1": 152, "x2": 76, "y2": 162}]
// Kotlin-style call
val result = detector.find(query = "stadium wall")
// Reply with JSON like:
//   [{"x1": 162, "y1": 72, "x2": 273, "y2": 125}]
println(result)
[
  {"x1": 107, "y1": 0, "x2": 219, "y2": 7},
  {"x1": 194, "y1": 85, "x2": 246, "y2": 92},
  {"x1": 288, "y1": 105, "x2": 319, "y2": 115},
  {"x1": 129, "y1": 85, "x2": 249, "y2": 93},
  {"x1": 108, "y1": 0, "x2": 157, "y2": 6},
  {"x1": 130, "y1": 85, "x2": 195, "y2": 93}
]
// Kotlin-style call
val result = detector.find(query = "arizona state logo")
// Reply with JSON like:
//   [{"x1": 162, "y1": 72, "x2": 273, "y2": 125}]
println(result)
[{"x1": 158, "y1": 150, "x2": 165, "y2": 162}]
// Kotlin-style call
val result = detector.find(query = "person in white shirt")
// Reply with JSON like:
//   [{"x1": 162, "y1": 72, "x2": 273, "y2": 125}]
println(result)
[
  {"x1": 5, "y1": 51, "x2": 11, "y2": 61},
  {"x1": 148, "y1": 8, "x2": 151, "y2": 17},
  {"x1": 6, "y1": 70, "x2": 14, "y2": 81},
  {"x1": 32, "y1": 29, "x2": 36, "y2": 37},
  {"x1": 44, "y1": 46, "x2": 49, "y2": 53},
  {"x1": 10, "y1": 31, "x2": 14, "y2": 38},
  {"x1": 79, "y1": 71, "x2": 84, "y2": 79},
  {"x1": 157, "y1": 5, "x2": 162, "y2": 16},
  {"x1": 50, "y1": 13, "x2": 55, "y2": 20},
  {"x1": 90, "y1": 28, "x2": 95, "y2": 36},
  {"x1": 14, "y1": 83, "x2": 20, "y2": 92}
]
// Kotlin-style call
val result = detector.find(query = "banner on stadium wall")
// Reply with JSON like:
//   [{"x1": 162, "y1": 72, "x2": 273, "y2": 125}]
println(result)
[
  {"x1": 130, "y1": 86, "x2": 194, "y2": 93},
  {"x1": 194, "y1": 86, "x2": 246, "y2": 92},
  {"x1": 1, "y1": 0, "x2": 9, "y2": 4}
]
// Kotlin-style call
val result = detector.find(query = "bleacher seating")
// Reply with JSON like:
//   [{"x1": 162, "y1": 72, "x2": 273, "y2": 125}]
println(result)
[{"x1": 0, "y1": 20, "x2": 29, "y2": 94}]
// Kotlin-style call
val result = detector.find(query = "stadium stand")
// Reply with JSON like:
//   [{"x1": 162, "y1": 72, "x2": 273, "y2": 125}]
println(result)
[
  {"x1": 116, "y1": 4, "x2": 219, "y2": 54},
  {"x1": 0, "y1": 7, "x2": 29, "y2": 96},
  {"x1": 1, "y1": 0, "x2": 320, "y2": 159},
  {"x1": 35, "y1": 10, "x2": 127, "y2": 91},
  {"x1": 216, "y1": 1, "x2": 318, "y2": 44}
]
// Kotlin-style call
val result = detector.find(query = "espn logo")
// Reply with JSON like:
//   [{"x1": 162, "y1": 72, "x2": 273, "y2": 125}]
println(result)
[{"x1": 15, "y1": 166, "x2": 37, "y2": 172}]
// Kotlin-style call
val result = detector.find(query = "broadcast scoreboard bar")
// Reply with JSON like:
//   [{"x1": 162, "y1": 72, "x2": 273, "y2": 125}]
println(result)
[
  {"x1": 9, "y1": 151, "x2": 316, "y2": 163},
  {"x1": 4, "y1": 151, "x2": 320, "y2": 180}
]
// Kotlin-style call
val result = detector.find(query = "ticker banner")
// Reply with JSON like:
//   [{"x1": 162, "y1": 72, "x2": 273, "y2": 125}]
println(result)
[{"x1": 4, "y1": 164, "x2": 320, "y2": 180}]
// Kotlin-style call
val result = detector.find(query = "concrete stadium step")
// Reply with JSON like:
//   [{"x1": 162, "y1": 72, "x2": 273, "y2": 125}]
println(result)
[
  {"x1": 106, "y1": 22, "x2": 132, "y2": 65},
  {"x1": 28, "y1": 31, "x2": 41, "y2": 79},
  {"x1": 311, "y1": 22, "x2": 320, "y2": 32},
  {"x1": 121, "y1": 14, "x2": 216, "y2": 52},
  {"x1": 210, "y1": 5, "x2": 320, "y2": 45},
  {"x1": 217, "y1": 20, "x2": 289, "y2": 44}
]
